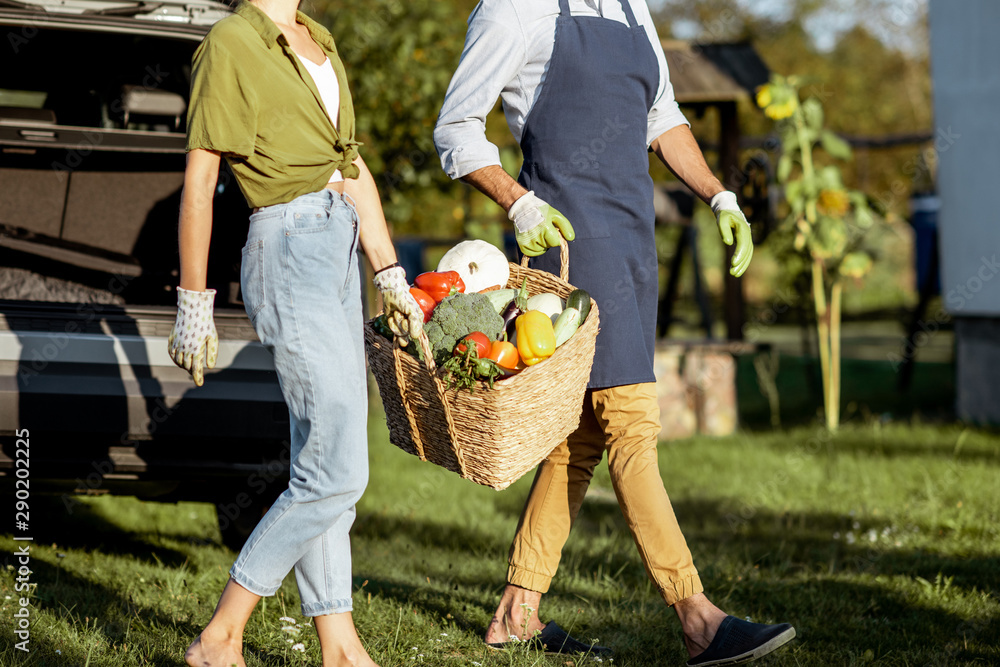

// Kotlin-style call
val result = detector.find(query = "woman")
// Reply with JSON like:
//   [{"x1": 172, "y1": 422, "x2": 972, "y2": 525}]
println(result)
[{"x1": 167, "y1": 0, "x2": 422, "y2": 664}]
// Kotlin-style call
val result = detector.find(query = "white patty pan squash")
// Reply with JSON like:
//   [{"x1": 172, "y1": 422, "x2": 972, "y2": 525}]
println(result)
[{"x1": 436, "y1": 239, "x2": 510, "y2": 293}]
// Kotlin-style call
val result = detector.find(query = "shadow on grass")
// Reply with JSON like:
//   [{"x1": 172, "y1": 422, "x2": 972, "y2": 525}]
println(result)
[
  {"x1": 353, "y1": 496, "x2": 999, "y2": 665},
  {"x1": 26, "y1": 496, "x2": 193, "y2": 569},
  {"x1": 10, "y1": 556, "x2": 195, "y2": 666},
  {"x1": 10, "y1": 552, "x2": 296, "y2": 667}
]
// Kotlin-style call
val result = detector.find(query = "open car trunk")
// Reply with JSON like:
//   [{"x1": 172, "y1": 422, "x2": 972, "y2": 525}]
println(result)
[{"x1": 0, "y1": 19, "x2": 250, "y2": 306}]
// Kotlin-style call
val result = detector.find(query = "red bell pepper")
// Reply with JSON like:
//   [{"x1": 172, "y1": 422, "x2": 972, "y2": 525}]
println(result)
[
  {"x1": 414, "y1": 271, "x2": 465, "y2": 303},
  {"x1": 409, "y1": 287, "x2": 436, "y2": 323}
]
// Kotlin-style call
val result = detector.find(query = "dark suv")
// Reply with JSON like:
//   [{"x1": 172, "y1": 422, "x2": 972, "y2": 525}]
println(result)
[{"x1": 0, "y1": 0, "x2": 290, "y2": 548}]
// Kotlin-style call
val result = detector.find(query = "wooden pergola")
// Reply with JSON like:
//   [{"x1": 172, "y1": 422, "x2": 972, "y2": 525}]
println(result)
[{"x1": 660, "y1": 40, "x2": 771, "y2": 340}]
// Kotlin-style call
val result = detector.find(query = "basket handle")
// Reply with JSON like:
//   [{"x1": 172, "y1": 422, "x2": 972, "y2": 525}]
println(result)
[
  {"x1": 519, "y1": 235, "x2": 569, "y2": 282},
  {"x1": 391, "y1": 329, "x2": 469, "y2": 477}
]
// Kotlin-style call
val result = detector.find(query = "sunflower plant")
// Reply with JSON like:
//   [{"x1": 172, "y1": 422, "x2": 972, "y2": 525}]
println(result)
[{"x1": 758, "y1": 74, "x2": 878, "y2": 431}]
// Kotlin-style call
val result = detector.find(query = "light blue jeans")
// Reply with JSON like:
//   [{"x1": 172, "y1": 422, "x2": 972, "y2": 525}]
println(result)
[{"x1": 232, "y1": 189, "x2": 368, "y2": 617}]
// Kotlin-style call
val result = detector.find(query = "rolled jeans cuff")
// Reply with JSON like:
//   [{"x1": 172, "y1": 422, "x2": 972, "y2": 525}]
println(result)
[
  {"x1": 301, "y1": 598, "x2": 354, "y2": 617},
  {"x1": 506, "y1": 563, "x2": 552, "y2": 594},
  {"x1": 659, "y1": 571, "x2": 704, "y2": 606},
  {"x1": 230, "y1": 565, "x2": 281, "y2": 598}
]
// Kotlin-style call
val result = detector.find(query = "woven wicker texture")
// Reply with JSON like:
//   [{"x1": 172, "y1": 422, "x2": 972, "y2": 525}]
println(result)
[{"x1": 364, "y1": 239, "x2": 599, "y2": 490}]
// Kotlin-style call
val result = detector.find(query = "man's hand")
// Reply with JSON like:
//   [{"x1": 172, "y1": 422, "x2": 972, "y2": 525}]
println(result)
[
  {"x1": 508, "y1": 191, "x2": 575, "y2": 257},
  {"x1": 711, "y1": 191, "x2": 753, "y2": 277},
  {"x1": 374, "y1": 266, "x2": 423, "y2": 346},
  {"x1": 168, "y1": 287, "x2": 219, "y2": 386}
]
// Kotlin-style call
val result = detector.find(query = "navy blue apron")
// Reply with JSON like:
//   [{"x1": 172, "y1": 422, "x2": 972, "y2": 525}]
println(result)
[{"x1": 520, "y1": 0, "x2": 660, "y2": 389}]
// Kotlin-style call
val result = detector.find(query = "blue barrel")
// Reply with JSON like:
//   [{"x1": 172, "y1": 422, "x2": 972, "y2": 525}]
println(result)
[{"x1": 910, "y1": 194, "x2": 940, "y2": 295}]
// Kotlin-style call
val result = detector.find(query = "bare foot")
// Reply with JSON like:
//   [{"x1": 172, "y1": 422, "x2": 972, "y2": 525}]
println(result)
[
  {"x1": 185, "y1": 628, "x2": 246, "y2": 667},
  {"x1": 320, "y1": 645, "x2": 380, "y2": 667},
  {"x1": 484, "y1": 585, "x2": 547, "y2": 644},
  {"x1": 673, "y1": 593, "x2": 728, "y2": 659},
  {"x1": 314, "y1": 612, "x2": 380, "y2": 667}
]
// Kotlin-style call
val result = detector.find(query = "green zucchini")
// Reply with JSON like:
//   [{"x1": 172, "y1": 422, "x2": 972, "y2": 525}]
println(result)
[
  {"x1": 484, "y1": 288, "x2": 517, "y2": 314},
  {"x1": 553, "y1": 307, "x2": 581, "y2": 347},
  {"x1": 566, "y1": 289, "x2": 592, "y2": 323}
]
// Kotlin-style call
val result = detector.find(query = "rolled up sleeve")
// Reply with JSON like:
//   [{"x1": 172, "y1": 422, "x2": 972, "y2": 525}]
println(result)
[
  {"x1": 186, "y1": 37, "x2": 258, "y2": 159},
  {"x1": 434, "y1": 2, "x2": 526, "y2": 180},
  {"x1": 643, "y1": 14, "x2": 689, "y2": 145}
]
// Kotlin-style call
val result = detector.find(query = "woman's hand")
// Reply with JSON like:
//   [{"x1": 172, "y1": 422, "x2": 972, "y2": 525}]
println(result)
[
  {"x1": 373, "y1": 266, "x2": 423, "y2": 345},
  {"x1": 168, "y1": 287, "x2": 219, "y2": 386}
]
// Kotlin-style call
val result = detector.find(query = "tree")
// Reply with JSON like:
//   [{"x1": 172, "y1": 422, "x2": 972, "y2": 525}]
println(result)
[{"x1": 315, "y1": 0, "x2": 488, "y2": 237}]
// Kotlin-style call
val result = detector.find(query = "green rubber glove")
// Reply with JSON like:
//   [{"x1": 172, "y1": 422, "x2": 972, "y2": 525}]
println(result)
[
  {"x1": 168, "y1": 287, "x2": 219, "y2": 387},
  {"x1": 711, "y1": 191, "x2": 754, "y2": 277},
  {"x1": 508, "y1": 191, "x2": 576, "y2": 257}
]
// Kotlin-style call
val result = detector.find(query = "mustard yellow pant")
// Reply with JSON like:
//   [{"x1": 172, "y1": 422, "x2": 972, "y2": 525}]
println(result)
[{"x1": 507, "y1": 383, "x2": 703, "y2": 606}]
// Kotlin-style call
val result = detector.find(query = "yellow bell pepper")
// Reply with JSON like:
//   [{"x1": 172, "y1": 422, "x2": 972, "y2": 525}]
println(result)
[{"x1": 516, "y1": 310, "x2": 556, "y2": 366}]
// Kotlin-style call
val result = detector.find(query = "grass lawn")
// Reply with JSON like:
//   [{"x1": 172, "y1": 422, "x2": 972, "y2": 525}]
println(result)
[{"x1": 2, "y1": 393, "x2": 998, "y2": 666}]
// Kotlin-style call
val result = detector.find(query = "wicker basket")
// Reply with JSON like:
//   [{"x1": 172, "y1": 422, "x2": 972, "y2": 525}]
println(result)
[{"x1": 364, "y1": 240, "x2": 599, "y2": 490}]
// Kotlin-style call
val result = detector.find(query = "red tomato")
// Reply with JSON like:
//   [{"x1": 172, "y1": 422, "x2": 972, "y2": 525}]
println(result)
[
  {"x1": 409, "y1": 287, "x2": 435, "y2": 323},
  {"x1": 454, "y1": 332, "x2": 491, "y2": 359},
  {"x1": 414, "y1": 271, "x2": 466, "y2": 303},
  {"x1": 487, "y1": 340, "x2": 520, "y2": 370}
]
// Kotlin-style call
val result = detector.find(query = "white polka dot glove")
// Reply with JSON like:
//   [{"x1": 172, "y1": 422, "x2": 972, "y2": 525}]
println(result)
[
  {"x1": 711, "y1": 190, "x2": 754, "y2": 278},
  {"x1": 168, "y1": 287, "x2": 219, "y2": 387},
  {"x1": 373, "y1": 266, "x2": 423, "y2": 347}
]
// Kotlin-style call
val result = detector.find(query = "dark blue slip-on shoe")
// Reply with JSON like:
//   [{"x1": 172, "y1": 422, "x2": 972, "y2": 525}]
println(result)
[
  {"x1": 487, "y1": 621, "x2": 614, "y2": 657},
  {"x1": 686, "y1": 616, "x2": 795, "y2": 666}
]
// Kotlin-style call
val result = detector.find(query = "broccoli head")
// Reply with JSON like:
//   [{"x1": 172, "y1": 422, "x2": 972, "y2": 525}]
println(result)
[{"x1": 424, "y1": 292, "x2": 504, "y2": 365}]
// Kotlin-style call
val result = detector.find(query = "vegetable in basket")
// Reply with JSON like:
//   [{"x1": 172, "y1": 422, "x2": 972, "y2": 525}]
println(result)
[
  {"x1": 436, "y1": 239, "x2": 510, "y2": 293},
  {"x1": 440, "y1": 343, "x2": 503, "y2": 391},
  {"x1": 516, "y1": 310, "x2": 556, "y2": 366},
  {"x1": 409, "y1": 287, "x2": 436, "y2": 323},
  {"x1": 454, "y1": 332, "x2": 491, "y2": 359},
  {"x1": 500, "y1": 278, "x2": 530, "y2": 339},
  {"x1": 552, "y1": 307, "x2": 581, "y2": 346},
  {"x1": 414, "y1": 271, "x2": 465, "y2": 303},
  {"x1": 485, "y1": 288, "x2": 518, "y2": 314},
  {"x1": 565, "y1": 288, "x2": 592, "y2": 323},
  {"x1": 526, "y1": 292, "x2": 564, "y2": 321},
  {"x1": 424, "y1": 292, "x2": 504, "y2": 365},
  {"x1": 487, "y1": 340, "x2": 520, "y2": 370},
  {"x1": 551, "y1": 289, "x2": 591, "y2": 346}
]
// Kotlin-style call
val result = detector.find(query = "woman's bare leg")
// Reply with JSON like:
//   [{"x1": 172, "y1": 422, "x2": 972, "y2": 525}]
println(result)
[
  {"x1": 185, "y1": 578, "x2": 260, "y2": 667},
  {"x1": 314, "y1": 612, "x2": 379, "y2": 667}
]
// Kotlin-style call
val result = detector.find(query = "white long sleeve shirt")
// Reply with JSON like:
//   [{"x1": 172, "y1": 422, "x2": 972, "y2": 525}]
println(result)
[{"x1": 433, "y1": 0, "x2": 689, "y2": 180}]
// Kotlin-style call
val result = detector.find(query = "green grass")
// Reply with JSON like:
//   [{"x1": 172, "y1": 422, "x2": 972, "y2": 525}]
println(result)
[{"x1": 2, "y1": 399, "x2": 998, "y2": 666}]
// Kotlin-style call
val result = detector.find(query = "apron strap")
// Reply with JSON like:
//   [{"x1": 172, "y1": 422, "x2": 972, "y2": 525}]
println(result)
[
  {"x1": 616, "y1": 0, "x2": 640, "y2": 29},
  {"x1": 558, "y1": 0, "x2": 571, "y2": 16}
]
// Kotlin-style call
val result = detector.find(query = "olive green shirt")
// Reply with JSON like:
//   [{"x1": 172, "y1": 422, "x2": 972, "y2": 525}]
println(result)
[{"x1": 186, "y1": 1, "x2": 360, "y2": 208}]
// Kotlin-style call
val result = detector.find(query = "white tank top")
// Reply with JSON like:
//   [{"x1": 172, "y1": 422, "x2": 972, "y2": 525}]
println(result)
[{"x1": 295, "y1": 52, "x2": 344, "y2": 184}]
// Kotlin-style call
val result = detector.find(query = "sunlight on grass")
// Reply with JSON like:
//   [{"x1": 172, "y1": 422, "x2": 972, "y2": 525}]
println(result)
[{"x1": 1, "y1": 395, "x2": 997, "y2": 665}]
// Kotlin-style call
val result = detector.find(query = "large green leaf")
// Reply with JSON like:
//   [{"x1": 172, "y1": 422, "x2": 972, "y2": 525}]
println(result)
[
  {"x1": 821, "y1": 130, "x2": 853, "y2": 160},
  {"x1": 777, "y1": 153, "x2": 793, "y2": 183}
]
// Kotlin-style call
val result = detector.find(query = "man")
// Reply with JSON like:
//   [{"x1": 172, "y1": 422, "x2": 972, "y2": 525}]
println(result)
[{"x1": 434, "y1": 1, "x2": 795, "y2": 665}]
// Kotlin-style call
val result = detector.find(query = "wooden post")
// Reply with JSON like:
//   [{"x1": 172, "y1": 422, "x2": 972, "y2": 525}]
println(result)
[{"x1": 718, "y1": 101, "x2": 745, "y2": 341}]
